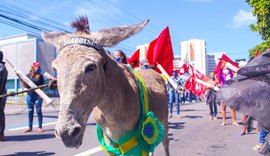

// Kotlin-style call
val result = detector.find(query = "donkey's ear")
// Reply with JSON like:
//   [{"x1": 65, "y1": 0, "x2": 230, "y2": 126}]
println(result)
[
  {"x1": 42, "y1": 32, "x2": 71, "y2": 50},
  {"x1": 90, "y1": 19, "x2": 149, "y2": 47}
]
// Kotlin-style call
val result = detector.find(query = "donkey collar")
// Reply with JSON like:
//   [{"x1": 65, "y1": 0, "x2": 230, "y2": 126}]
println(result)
[
  {"x1": 96, "y1": 66, "x2": 165, "y2": 156},
  {"x1": 60, "y1": 37, "x2": 103, "y2": 51}
]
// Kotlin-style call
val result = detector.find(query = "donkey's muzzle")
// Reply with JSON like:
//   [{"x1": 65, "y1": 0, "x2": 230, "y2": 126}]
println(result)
[{"x1": 55, "y1": 124, "x2": 84, "y2": 148}]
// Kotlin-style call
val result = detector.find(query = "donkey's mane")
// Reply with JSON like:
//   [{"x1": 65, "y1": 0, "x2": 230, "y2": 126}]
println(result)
[{"x1": 71, "y1": 16, "x2": 90, "y2": 34}]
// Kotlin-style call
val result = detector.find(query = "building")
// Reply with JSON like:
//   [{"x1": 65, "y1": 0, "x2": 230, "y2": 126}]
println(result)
[
  {"x1": 0, "y1": 34, "x2": 57, "y2": 92},
  {"x1": 173, "y1": 55, "x2": 181, "y2": 69},
  {"x1": 181, "y1": 39, "x2": 207, "y2": 75},
  {"x1": 136, "y1": 44, "x2": 149, "y2": 61},
  {"x1": 206, "y1": 52, "x2": 224, "y2": 75}
]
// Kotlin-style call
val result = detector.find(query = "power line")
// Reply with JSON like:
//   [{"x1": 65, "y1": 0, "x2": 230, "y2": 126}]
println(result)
[
  {"x1": 0, "y1": 2, "x2": 71, "y2": 33},
  {"x1": 103, "y1": 0, "x2": 182, "y2": 41}
]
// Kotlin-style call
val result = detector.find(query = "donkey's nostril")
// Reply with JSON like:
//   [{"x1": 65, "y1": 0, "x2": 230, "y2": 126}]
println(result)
[{"x1": 71, "y1": 127, "x2": 82, "y2": 137}]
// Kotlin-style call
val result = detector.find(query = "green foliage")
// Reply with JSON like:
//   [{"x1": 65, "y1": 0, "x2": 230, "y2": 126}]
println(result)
[
  {"x1": 247, "y1": 0, "x2": 270, "y2": 41},
  {"x1": 246, "y1": 0, "x2": 270, "y2": 57},
  {"x1": 248, "y1": 41, "x2": 270, "y2": 57}
]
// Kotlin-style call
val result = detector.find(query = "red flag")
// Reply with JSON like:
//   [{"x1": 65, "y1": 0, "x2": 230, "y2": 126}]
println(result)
[
  {"x1": 175, "y1": 63, "x2": 188, "y2": 75},
  {"x1": 185, "y1": 65, "x2": 207, "y2": 97},
  {"x1": 255, "y1": 49, "x2": 260, "y2": 57},
  {"x1": 213, "y1": 54, "x2": 238, "y2": 84},
  {"x1": 127, "y1": 49, "x2": 140, "y2": 68},
  {"x1": 147, "y1": 26, "x2": 174, "y2": 76}
]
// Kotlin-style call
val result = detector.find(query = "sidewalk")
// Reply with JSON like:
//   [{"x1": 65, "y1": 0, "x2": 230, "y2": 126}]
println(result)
[{"x1": 5, "y1": 97, "x2": 59, "y2": 115}]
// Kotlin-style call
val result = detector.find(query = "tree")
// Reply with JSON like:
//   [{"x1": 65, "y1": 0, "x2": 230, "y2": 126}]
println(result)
[
  {"x1": 248, "y1": 41, "x2": 269, "y2": 57},
  {"x1": 246, "y1": 0, "x2": 270, "y2": 57},
  {"x1": 247, "y1": 0, "x2": 270, "y2": 41}
]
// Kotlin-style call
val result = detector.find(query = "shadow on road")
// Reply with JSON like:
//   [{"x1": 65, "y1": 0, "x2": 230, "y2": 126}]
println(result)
[
  {"x1": 86, "y1": 123, "x2": 96, "y2": 126},
  {"x1": 210, "y1": 145, "x2": 224, "y2": 149},
  {"x1": 181, "y1": 109, "x2": 195, "y2": 112},
  {"x1": 42, "y1": 115, "x2": 58, "y2": 119},
  {"x1": 181, "y1": 109, "x2": 205, "y2": 112},
  {"x1": 169, "y1": 122, "x2": 185, "y2": 129},
  {"x1": 181, "y1": 115, "x2": 203, "y2": 119},
  {"x1": 3, "y1": 151, "x2": 55, "y2": 156},
  {"x1": 5, "y1": 134, "x2": 55, "y2": 141},
  {"x1": 217, "y1": 116, "x2": 232, "y2": 120}
]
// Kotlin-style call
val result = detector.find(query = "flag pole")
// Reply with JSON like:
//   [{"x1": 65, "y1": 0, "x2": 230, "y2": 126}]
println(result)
[
  {"x1": 6, "y1": 58, "x2": 54, "y2": 107},
  {"x1": 194, "y1": 78, "x2": 219, "y2": 91},
  {"x1": 225, "y1": 62, "x2": 239, "y2": 72},
  {"x1": 0, "y1": 84, "x2": 48, "y2": 98},
  {"x1": 156, "y1": 63, "x2": 178, "y2": 90}
]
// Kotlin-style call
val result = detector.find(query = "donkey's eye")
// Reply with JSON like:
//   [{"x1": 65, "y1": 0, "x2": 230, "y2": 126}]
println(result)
[{"x1": 85, "y1": 64, "x2": 96, "y2": 73}]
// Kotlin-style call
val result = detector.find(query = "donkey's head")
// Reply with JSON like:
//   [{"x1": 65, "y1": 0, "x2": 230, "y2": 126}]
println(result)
[{"x1": 42, "y1": 16, "x2": 149, "y2": 148}]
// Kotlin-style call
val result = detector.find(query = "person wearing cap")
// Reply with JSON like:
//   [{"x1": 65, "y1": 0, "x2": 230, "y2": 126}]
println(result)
[
  {"x1": 18, "y1": 62, "x2": 44, "y2": 133},
  {"x1": 0, "y1": 51, "x2": 8, "y2": 141}
]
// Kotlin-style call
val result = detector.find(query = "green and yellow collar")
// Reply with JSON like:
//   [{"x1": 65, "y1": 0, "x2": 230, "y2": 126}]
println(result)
[{"x1": 96, "y1": 67, "x2": 164, "y2": 156}]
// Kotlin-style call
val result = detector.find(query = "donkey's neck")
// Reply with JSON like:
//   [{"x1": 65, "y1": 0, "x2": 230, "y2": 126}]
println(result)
[{"x1": 93, "y1": 59, "x2": 141, "y2": 141}]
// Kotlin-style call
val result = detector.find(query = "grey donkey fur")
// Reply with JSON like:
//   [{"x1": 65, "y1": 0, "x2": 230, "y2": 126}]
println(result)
[{"x1": 42, "y1": 17, "x2": 170, "y2": 156}]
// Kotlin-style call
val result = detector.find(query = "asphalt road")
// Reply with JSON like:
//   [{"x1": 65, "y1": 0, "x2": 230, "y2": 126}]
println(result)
[{"x1": 0, "y1": 101, "x2": 262, "y2": 156}]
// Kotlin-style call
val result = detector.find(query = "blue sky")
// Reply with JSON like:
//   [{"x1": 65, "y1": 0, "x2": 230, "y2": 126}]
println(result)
[{"x1": 0, "y1": 0, "x2": 263, "y2": 61}]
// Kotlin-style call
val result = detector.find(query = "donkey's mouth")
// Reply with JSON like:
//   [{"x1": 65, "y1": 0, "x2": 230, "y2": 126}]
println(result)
[
  {"x1": 55, "y1": 124, "x2": 86, "y2": 148},
  {"x1": 61, "y1": 133, "x2": 84, "y2": 148}
]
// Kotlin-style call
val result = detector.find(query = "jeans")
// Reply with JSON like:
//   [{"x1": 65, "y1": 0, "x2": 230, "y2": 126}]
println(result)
[
  {"x1": 209, "y1": 102, "x2": 217, "y2": 117},
  {"x1": 259, "y1": 129, "x2": 269, "y2": 144},
  {"x1": 169, "y1": 91, "x2": 180, "y2": 115},
  {"x1": 186, "y1": 92, "x2": 191, "y2": 103},
  {"x1": 0, "y1": 97, "x2": 6, "y2": 135},
  {"x1": 26, "y1": 94, "x2": 43, "y2": 129}
]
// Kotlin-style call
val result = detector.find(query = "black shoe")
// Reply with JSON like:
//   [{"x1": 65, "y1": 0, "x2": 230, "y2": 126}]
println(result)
[{"x1": 0, "y1": 134, "x2": 6, "y2": 141}]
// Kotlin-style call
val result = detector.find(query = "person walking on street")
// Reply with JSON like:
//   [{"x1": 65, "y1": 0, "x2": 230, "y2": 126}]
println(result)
[
  {"x1": 205, "y1": 73, "x2": 218, "y2": 120},
  {"x1": 216, "y1": 59, "x2": 239, "y2": 126},
  {"x1": 18, "y1": 62, "x2": 44, "y2": 133},
  {"x1": 0, "y1": 51, "x2": 8, "y2": 141},
  {"x1": 167, "y1": 70, "x2": 182, "y2": 118}
]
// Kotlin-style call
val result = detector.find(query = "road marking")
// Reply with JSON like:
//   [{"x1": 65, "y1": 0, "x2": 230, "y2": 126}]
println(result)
[
  {"x1": 73, "y1": 146, "x2": 102, "y2": 156},
  {"x1": 8, "y1": 122, "x2": 57, "y2": 131}
]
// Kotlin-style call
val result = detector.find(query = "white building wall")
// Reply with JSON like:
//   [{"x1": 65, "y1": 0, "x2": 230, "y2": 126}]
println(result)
[
  {"x1": 136, "y1": 44, "x2": 149, "y2": 61},
  {"x1": 181, "y1": 39, "x2": 207, "y2": 75},
  {"x1": 0, "y1": 34, "x2": 56, "y2": 92}
]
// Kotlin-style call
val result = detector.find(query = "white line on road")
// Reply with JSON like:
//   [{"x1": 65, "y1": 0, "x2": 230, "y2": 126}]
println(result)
[
  {"x1": 8, "y1": 122, "x2": 57, "y2": 131},
  {"x1": 73, "y1": 146, "x2": 102, "y2": 156}
]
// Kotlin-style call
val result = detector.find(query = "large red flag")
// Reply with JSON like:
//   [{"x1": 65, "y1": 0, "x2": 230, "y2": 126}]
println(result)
[
  {"x1": 127, "y1": 49, "x2": 140, "y2": 68},
  {"x1": 146, "y1": 26, "x2": 174, "y2": 76},
  {"x1": 184, "y1": 65, "x2": 208, "y2": 97}
]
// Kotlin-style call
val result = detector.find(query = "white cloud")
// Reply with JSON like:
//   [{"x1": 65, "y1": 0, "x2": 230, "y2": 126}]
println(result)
[
  {"x1": 232, "y1": 9, "x2": 256, "y2": 28},
  {"x1": 186, "y1": 0, "x2": 213, "y2": 2}
]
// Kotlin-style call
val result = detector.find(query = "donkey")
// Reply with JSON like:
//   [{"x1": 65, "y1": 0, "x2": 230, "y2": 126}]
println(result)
[{"x1": 42, "y1": 16, "x2": 169, "y2": 156}]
